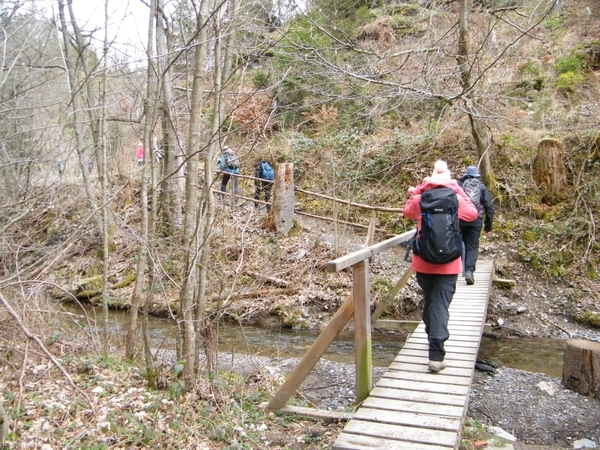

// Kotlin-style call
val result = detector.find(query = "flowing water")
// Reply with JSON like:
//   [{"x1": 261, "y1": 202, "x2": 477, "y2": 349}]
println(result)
[{"x1": 65, "y1": 304, "x2": 565, "y2": 378}]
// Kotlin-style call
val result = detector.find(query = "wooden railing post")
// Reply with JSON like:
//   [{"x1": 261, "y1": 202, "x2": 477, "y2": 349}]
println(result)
[{"x1": 353, "y1": 260, "x2": 372, "y2": 404}]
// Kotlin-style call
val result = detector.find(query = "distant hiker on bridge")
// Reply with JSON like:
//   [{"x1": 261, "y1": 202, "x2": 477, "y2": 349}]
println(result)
[
  {"x1": 402, "y1": 160, "x2": 478, "y2": 372},
  {"x1": 457, "y1": 165, "x2": 495, "y2": 286}
]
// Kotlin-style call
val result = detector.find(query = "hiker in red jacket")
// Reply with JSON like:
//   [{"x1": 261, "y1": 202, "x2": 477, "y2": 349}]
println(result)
[
  {"x1": 136, "y1": 143, "x2": 144, "y2": 165},
  {"x1": 402, "y1": 160, "x2": 478, "y2": 372}
]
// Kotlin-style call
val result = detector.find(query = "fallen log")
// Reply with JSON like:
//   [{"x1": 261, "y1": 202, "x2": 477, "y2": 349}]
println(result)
[
  {"x1": 210, "y1": 288, "x2": 298, "y2": 302},
  {"x1": 246, "y1": 271, "x2": 290, "y2": 288},
  {"x1": 492, "y1": 278, "x2": 517, "y2": 288}
]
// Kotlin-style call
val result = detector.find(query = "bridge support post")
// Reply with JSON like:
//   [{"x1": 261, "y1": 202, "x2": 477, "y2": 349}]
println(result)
[
  {"x1": 353, "y1": 260, "x2": 372, "y2": 404},
  {"x1": 265, "y1": 294, "x2": 355, "y2": 411}
]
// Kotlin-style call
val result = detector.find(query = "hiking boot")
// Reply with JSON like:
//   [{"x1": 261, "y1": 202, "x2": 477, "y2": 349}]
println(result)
[
  {"x1": 465, "y1": 271, "x2": 474, "y2": 285},
  {"x1": 428, "y1": 360, "x2": 447, "y2": 372}
]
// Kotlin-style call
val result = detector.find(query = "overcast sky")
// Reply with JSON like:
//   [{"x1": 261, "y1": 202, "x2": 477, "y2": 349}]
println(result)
[
  {"x1": 78, "y1": 0, "x2": 150, "y2": 60},
  {"x1": 37, "y1": 0, "x2": 150, "y2": 61}
]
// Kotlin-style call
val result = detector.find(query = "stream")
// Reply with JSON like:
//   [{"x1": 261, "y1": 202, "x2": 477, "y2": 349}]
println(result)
[{"x1": 65, "y1": 304, "x2": 566, "y2": 378}]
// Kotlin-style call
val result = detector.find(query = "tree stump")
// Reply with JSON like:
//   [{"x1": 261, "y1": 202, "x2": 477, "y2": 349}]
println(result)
[
  {"x1": 0, "y1": 400, "x2": 8, "y2": 443},
  {"x1": 562, "y1": 339, "x2": 600, "y2": 399},
  {"x1": 533, "y1": 138, "x2": 567, "y2": 204},
  {"x1": 271, "y1": 162, "x2": 295, "y2": 237}
]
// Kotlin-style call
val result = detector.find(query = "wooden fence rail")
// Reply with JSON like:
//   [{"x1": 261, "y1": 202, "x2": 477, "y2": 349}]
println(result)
[{"x1": 214, "y1": 166, "x2": 406, "y2": 233}]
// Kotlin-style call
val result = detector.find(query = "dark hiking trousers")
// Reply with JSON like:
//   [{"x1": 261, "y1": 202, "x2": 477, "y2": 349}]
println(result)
[
  {"x1": 254, "y1": 179, "x2": 272, "y2": 211},
  {"x1": 416, "y1": 272, "x2": 458, "y2": 362},
  {"x1": 460, "y1": 222, "x2": 483, "y2": 273},
  {"x1": 220, "y1": 173, "x2": 239, "y2": 199}
]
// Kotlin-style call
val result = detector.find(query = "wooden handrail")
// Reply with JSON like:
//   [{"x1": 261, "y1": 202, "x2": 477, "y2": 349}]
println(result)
[
  {"x1": 261, "y1": 181, "x2": 417, "y2": 411},
  {"x1": 326, "y1": 229, "x2": 415, "y2": 272}
]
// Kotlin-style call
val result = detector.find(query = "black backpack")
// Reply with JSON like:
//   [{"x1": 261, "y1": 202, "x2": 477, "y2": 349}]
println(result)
[
  {"x1": 461, "y1": 178, "x2": 484, "y2": 218},
  {"x1": 412, "y1": 187, "x2": 462, "y2": 264}
]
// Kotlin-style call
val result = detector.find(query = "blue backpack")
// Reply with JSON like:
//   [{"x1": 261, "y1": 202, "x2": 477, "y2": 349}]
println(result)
[{"x1": 260, "y1": 161, "x2": 275, "y2": 181}]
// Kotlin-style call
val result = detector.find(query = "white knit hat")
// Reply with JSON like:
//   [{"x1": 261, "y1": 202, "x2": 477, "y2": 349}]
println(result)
[{"x1": 430, "y1": 160, "x2": 452, "y2": 180}]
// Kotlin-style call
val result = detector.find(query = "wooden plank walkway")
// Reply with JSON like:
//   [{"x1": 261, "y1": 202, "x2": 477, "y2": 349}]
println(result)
[{"x1": 333, "y1": 259, "x2": 494, "y2": 450}]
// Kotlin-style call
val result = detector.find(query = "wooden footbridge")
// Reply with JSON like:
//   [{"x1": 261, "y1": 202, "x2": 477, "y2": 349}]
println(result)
[{"x1": 261, "y1": 230, "x2": 493, "y2": 450}]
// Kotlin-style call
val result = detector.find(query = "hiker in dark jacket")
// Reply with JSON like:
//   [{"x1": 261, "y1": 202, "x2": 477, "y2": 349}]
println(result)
[
  {"x1": 457, "y1": 166, "x2": 495, "y2": 286},
  {"x1": 403, "y1": 160, "x2": 478, "y2": 372},
  {"x1": 254, "y1": 160, "x2": 274, "y2": 212}
]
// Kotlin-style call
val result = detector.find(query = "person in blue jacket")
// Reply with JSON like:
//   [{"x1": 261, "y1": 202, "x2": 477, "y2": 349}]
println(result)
[
  {"x1": 254, "y1": 160, "x2": 274, "y2": 212},
  {"x1": 219, "y1": 146, "x2": 240, "y2": 201}
]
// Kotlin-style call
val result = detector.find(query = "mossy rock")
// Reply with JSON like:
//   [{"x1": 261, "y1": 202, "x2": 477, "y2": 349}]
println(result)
[
  {"x1": 76, "y1": 276, "x2": 103, "y2": 293},
  {"x1": 278, "y1": 307, "x2": 311, "y2": 329},
  {"x1": 532, "y1": 206, "x2": 549, "y2": 220},
  {"x1": 575, "y1": 311, "x2": 600, "y2": 328},
  {"x1": 148, "y1": 300, "x2": 179, "y2": 317},
  {"x1": 521, "y1": 230, "x2": 539, "y2": 242},
  {"x1": 269, "y1": 303, "x2": 285, "y2": 316},
  {"x1": 110, "y1": 271, "x2": 136, "y2": 289},
  {"x1": 105, "y1": 297, "x2": 129, "y2": 310}
]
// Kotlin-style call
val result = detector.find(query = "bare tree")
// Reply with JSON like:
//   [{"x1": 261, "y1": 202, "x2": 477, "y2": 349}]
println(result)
[
  {"x1": 178, "y1": 0, "x2": 212, "y2": 385},
  {"x1": 57, "y1": 0, "x2": 104, "y2": 237},
  {"x1": 99, "y1": 0, "x2": 111, "y2": 353},
  {"x1": 156, "y1": 0, "x2": 184, "y2": 232},
  {"x1": 194, "y1": 0, "x2": 241, "y2": 376},
  {"x1": 125, "y1": 0, "x2": 162, "y2": 360},
  {"x1": 458, "y1": 0, "x2": 494, "y2": 188}
]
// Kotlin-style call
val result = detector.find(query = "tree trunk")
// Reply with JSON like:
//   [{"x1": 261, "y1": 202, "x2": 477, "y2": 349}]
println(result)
[
  {"x1": 562, "y1": 339, "x2": 600, "y2": 400},
  {"x1": 195, "y1": 0, "x2": 240, "y2": 376},
  {"x1": 126, "y1": 0, "x2": 158, "y2": 359},
  {"x1": 65, "y1": 1, "x2": 100, "y2": 171},
  {"x1": 534, "y1": 138, "x2": 567, "y2": 204},
  {"x1": 99, "y1": 0, "x2": 110, "y2": 355},
  {"x1": 57, "y1": 2, "x2": 103, "y2": 238},
  {"x1": 458, "y1": 0, "x2": 495, "y2": 191},
  {"x1": 157, "y1": 1, "x2": 183, "y2": 232},
  {"x1": 457, "y1": 0, "x2": 470, "y2": 88},
  {"x1": 179, "y1": 0, "x2": 211, "y2": 384},
  {"x1": 467, "y1": 111, "x2": 495, "y2": 190}
]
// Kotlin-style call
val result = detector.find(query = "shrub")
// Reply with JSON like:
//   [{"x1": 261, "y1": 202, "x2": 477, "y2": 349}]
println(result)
[
  {"x1": 554, "y1": 52, "x2": 585, "y2": 75},
  {"x1": 553, "y1": 52, "x2": 585, "y2": 93},
  {"x1": 555, "y1": 71, "x2": 584, "y2": 93}
]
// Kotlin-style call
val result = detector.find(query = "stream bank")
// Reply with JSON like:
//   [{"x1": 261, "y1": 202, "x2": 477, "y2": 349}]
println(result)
[{"x1": 200, "y1": 352, "x2": 600, "y2": 450}]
